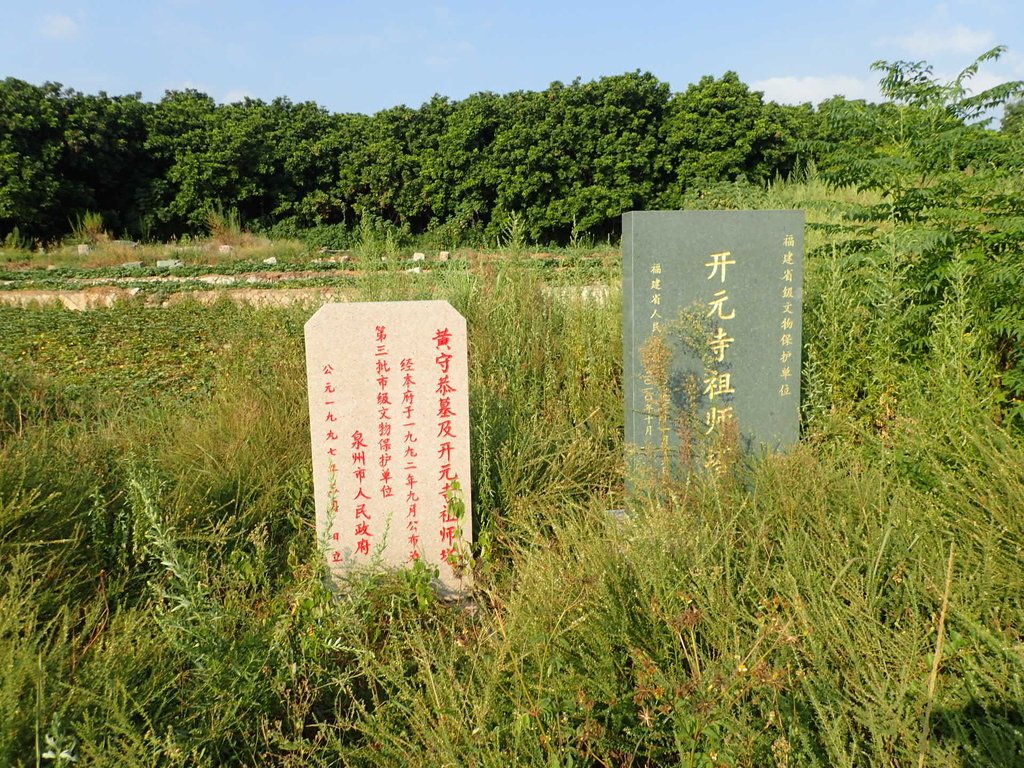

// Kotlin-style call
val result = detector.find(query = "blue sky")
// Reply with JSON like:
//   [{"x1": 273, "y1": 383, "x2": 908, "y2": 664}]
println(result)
[{"x1": 2, "y1": 1, "x2": 1022, "y2": 115}]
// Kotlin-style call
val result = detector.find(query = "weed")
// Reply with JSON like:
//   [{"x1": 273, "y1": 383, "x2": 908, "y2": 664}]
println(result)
[
  {"x1": 69, "y1": 211, "x2": 108, "y2": 246},
  {"x1": 2, "y1": 225, "x2": 32, "y2": 253},
  {"x1": 205, "y1": 205, "x2": 243, "y2": 246},
  {"x1": 499, "y1": 210, "x2": 528, "y2": 253},
  {"x1": 0, "y1": 185, "x2": 1022, "y2": 765}
]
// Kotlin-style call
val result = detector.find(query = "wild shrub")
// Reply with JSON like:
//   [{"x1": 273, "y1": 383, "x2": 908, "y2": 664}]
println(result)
[
  {"x1": 0, "y1": 166, "x2": 1022, "y2": 765},
  {"x1": 815, "y1": 47, "x2": 1024, "y2": 426},
  {"x1": 70, "y1": 211, "x2": 108, "y2": 245}
]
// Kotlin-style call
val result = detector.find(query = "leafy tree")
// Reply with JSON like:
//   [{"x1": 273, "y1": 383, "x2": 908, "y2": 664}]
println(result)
[
  {"x1": 1002, "y1": 99, "x2": 1024, "y2": 134},
  {"x1": 827, "y1": 47, "x2": 1024, "y2": 423},
  {"x1": 1000, "y1": 98, "x2": 1024, "y2": 173},
  {"x1": 659, "y1": 72, "x2": 794, "y2": 206},
  {"x1": 419, "y1": 92, "x2": 502, "y2": 239},
  {"x1": 0, "y1": 79, "x2": 64, "y2": 242},
  {"x1": 490, "y1": 72, "x2": 670, "y2": 242},
  {"x1": 349, "y1": 104, "x2": 425, "y2": 229},
  {"x1": 202, "y1": 98, "x2": 290, "y2": 228},
  {"x1": 55, "y1": 89, "x2": 152, "y2": 238},
  {"x1": 142, "y1": 89, "x2": 219, "y2": 237},
  {"x1": 143, "y1": 93, "x2": 299, "y2": 234},
  {"x1": 553, "y1": 71, "x2": 670, "y2": 240},
  {"x1": 822, "y1": 47, "x2": 1023, "y2": 214},
  {"x1": 275, "y1": 101, "x2": 353, "y2": 227},
  {"x1": 770, "y1": 100, "x2": 819, "y2": 176},
  {"x1": 803, "y1": 96, "x2": 890, "y2": 182}
]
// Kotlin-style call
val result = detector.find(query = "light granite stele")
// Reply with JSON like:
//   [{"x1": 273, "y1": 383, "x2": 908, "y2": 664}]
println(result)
[{"x1": 305, "y1": 300, "x2": 472, "y2": 595}]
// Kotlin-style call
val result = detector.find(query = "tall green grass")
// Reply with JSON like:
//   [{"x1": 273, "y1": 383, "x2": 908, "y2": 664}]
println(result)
[{"x1": 1, "y1": 181, "x2": 1022, "y2": 766}]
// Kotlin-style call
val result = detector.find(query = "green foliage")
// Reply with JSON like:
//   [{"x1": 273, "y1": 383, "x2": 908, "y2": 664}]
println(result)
[
  {"x1": 419, "y1": 92, "x2": 501, "y2": 237},
  {"x1": 264, "y1": 218, "x2": 353, "y2": 250},
  {"x1": 0, "y1": 353, "x2": 80, "y2": 438},
  {"x1": 6, "y1": 55, "x2": 1019, "y2": 253},
  {"x1": 1002, "y1": 99, "x2": 1024, "y2": 134},
  {"x1": 1, "y1": 68, "x2": 803, "y2": 245},
  {"x1": 0, "y1": 79, "x2": 64, "y2": 240},
  {"x1": 0, "y1": 80, "x2": 153, "y2": 243},
  {"x1": 488, "y1": 72, "x2": 671, "y2": 242},
  {"x1": 811, "y1": 47, "x2": 1024, "y2": 425},
  {"x1": 70, "y1": 210, "x2": 107, "y2": 244},
  {"x1": 149, "y1": 94, "x2": 294, "y2": 235},
  {"x1": 1, "y1": 225, "x2": 31, "y2": 253},
  {"x1": 660, "y1": 72, "x2": 797, "y2": 206},
  {"x1": 0, "y1": 243, "x2": 1023, "y2": 764},
  {"x1": 875, "y1": 46, "x2": 1023, "y2": 125},
  {"x1": 1, "y1": 48, "x2": 1024, "y2": 766},
  {"x1": 0, "y1": 301, "x2": 228, "y2": 407},
  {"x1": 499, "y1": 209, "x2": 528, "y2": 252},
  {"x1": 204, "y1": 204, "x2": 243, "y2": 244},
  {"x1": 820, "y1": 47, "x2": 1023, "y2": 206},
  {"x1": 354, "y1": 213, "x2": 407, "y2": 261},
  {"x1": 57, "y1": 89, "x2": 153, "y2": 238}
]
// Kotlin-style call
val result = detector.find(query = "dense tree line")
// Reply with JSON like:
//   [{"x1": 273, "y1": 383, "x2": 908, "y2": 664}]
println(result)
[{"x1": 1, "y1": 67, "x2": 1021, "y2": 246}]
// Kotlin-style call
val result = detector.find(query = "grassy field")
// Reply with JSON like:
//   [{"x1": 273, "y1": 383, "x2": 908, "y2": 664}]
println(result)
[{"x1": 1, "y1": 180, "x2": 1022, "y2": 767}]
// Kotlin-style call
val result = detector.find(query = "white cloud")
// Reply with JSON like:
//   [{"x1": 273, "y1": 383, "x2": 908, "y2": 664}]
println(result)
[
  {"x1": 322, "y1": 29, "x2": 405, "y2": 55},
  {"x1": 40, "y1": 13, "x2": 79, "y2": 39},
  {"x1": 889, "y1": 24, "x2": 994, "y2": 57},
  {"x1": 752, "y1": 75, "x2": 880, "y2": 105},
  {"x1": 966, "y1": 71, "x2": 1007, "y2": 94},
  {"x1": 223, "y1": 89, "x2": 254, "y2": 104},
  {"x1": 425, "y1": 40, "x2": 476, "y2": 72}
]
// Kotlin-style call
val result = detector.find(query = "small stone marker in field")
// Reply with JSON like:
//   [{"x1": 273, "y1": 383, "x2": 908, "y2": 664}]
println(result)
[
  {"x1": 305, "y1": 301, "x2": 473, "y2": 595},
  {"x1": 156, "y1": 258, "x2": 184, "y2": 269},
  {"x1": 622, "y1": 210, "x2": 804, "y2": 479},
  {"x1": 412, "y1": 252, "x2": 426, "y2": 262}
]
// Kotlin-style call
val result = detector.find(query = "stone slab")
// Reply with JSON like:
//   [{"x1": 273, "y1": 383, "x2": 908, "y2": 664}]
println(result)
[
  {"x1": 623, "y1": 210, "x2": 804, "y2": 477},
  {"x1": 304, "y1": 300, "x2": 473, "y2": 594}
]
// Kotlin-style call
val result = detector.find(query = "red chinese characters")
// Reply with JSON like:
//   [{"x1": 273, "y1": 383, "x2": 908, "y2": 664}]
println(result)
[
  {"x1": 305, "y1": 301, "x2": 472, "y2": 593},
  {"x1": 363, "y1": 325, "x2": 393, "y2": 556},
  {"x1": 400, "y1": 356, "x2": 421, "y2": 561},
  {"x1": 433, "y1": 327, "x2": 460, "y2": 565},
  {"x1": 351, "y1": 429, "x2": 372, "y2": 555},
  {"x1": 322, "y1": 364, "x2": 344, "y2": 563}
]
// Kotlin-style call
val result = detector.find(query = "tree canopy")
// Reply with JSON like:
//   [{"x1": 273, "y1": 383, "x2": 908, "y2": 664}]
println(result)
[{"x1": 1, "y1": 56, "x2": 1022, "y2": 246}]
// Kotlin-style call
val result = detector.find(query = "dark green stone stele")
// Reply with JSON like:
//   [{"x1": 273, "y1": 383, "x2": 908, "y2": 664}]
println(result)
[{"x1": 623, "y1": 210, "x2": 804, "y2": 478}]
